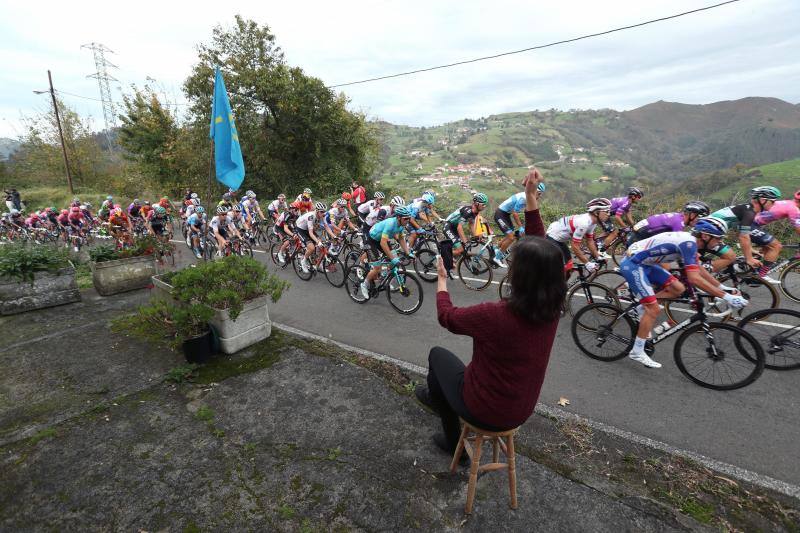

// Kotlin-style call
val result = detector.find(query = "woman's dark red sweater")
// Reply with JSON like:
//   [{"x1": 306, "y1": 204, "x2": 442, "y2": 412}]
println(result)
[{"x1": 436, "y1": 209, "x2": 559, "y2": 429}]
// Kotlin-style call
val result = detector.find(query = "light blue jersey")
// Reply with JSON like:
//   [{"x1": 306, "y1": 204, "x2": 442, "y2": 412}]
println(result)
[
  {"x1": 498, "y1": 192, "x2": 526, "y2": 213},
  {"x1": 369, "y1": 216, "x2": 405, "y2": 240}
]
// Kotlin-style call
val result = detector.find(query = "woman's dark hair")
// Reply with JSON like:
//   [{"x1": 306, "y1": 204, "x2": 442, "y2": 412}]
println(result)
[{"x1": 506, "y1": 236, "x2": 566, "y2": 322}]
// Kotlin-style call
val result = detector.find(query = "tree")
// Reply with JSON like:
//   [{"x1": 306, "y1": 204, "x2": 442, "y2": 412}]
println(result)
[{"x1": 182, "y1": 16, "x2": 380, "y2": 197}]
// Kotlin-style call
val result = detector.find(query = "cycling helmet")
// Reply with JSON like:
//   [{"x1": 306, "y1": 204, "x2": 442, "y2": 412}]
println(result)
[
  {"x1": 70, "y1": 206, "x2": 80, "y2": 213},
  {"x1": 341, "y1": 192, "x2": 352, "y2": 200},
  {"x1": 84, "y1": 202, "x2": 92, "y2": 208},
  {"x1": 750, "y1": 186, "x2": 781, "y2": 200},
  {"x1": 195, "y1": 206, "x2": 205, "y2": 214},
  {"x1": 79, "y1": 205, "x2": 87, "y2": 210},
  {"x1": 374, "y1": 191, "x2": 385, "y2": 199},
  {"x1": 190, "y1": 193, "x2": 199, "y2": 199},
  {"x1": 537, "y1": 183, "x2": 546, "y2": 193},
  {"x1": 133, "y1": 199, "x2": 141, "y2": 206},
  {"x1": 247, "y1": 191, "x2": 256, "y2": 199},
  {"x1": 154, "y1": 205, "x2": 166, "y2": 215},
  {"x1": 303, "y1": 188, "x2": 312, "y2": 195},
  {"x1": 423, "y1": 189, "x2": 436, "y2": 197},
  {"x1": 314, "y1": 201, "x2": 327, "y2": 211},
  {"x1": 232, "y1": 204, "x2": 242, "y2": 213},
  {"x1": 336, "y1": 198, "x2": 347, "y2": 207},
  {"x1": 278, "y1": 193, "x2": 286, "y2": 200},
  {"x1": 216, "y1": 205, "x2": 228, "y2": 214},
  {"x1": 289, "y1": 202, "x2": 301, "y2": 210},
  {"x1": 222, "y1": 192, "x2": 231, "y2": 201},
  {"x1": 159, "y1": 198, "x2": 170, "y2": 207},
  {"x1": 586, "y1": 198, "x2": 612, "y2": 213},
  {"x1": 113, "y1": 208, "x2": 122, "y2": 216},
  {"x1": 191, "y1": 198, "x2": 200, "y2": 206},
  {"x1": 421, "y1": 193, "x2": 435, "y2": 205},
  {"x1": 394, "y1": 206, "x2": 412, "y2": 218},
  {"x1": 628, "y1": 187, "x2": 643, "y2": 198},
  {"x1": 144, "y1": 201, "x2": 150, "y2": 206},
  {"x1": 795, "y1": 189, "x2": 800, "y2": 201},
  {"x1": 692, "y1": 217, "x2": 728, "y2": 237},
  {"x1": 106, "y1": 195, "x2": 113, "y2": 201},
  {"x1": 472, "y1": 192, "x2": 489, "y2": 205},
  {"x1": 59, "y1": 209, "x2": 67, "y2": 216},
  {"x1": 73, "y1": 197, "x2": 80, "y2": 203},
  {"x1": 683, "y1": 201, "x2": 710, "y2": 216},
  {"x1": 390, "y1": 195, "x2": 405, "y2": 207},
  {"x1": 46, "y1": 207, "x2": 56, "y2": 214}
]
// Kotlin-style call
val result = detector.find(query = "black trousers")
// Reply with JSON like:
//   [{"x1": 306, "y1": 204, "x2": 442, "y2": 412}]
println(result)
[{"x1": 427, "y1": 346, "x2": 504, "y2": 450}]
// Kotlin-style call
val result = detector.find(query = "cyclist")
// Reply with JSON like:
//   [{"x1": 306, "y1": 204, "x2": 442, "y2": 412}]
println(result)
[
  {"x1": 365, "y1": 195, "x2": 404, "y2": 227},
  {"x1": 356, "y1": 191, "x2": 385, "y2": 224},
  {"x1": 440, "y1": 193, "x2": 489, "y2": 275},
  {"x1": 69, "y1": 197, "x2": 81, "y2": 208},
  {"x1": 753, "y1": 190, "x2": 800, "y2": 272},
  {"x1": 55, "y1": 209, "x2": 70, "y2": 232},
  {"x1": 139, "y1": 201, "x2": 152, "y2": 222},
  {"x1": 128, "y1": 199, "x2": 143, "y2": 220},
  {"x1": 493, "y1": 183, "x2": 546, "y2": 267},
  {"x1": 185, "y1": 198, "x2": 200, "y2": 221},
  {"x1": 407, "y1": 192, "x2": 437, "y2": 250},
  {"x1": 186, "y1": 206, "x2": 206, "y2": 259},
  {"x1": 545, "y1": 198, "x2": 611, "y2": 276},
  {"x1": 45, "y1": 207, "x2": 59, "y2": 229},
  {"x1": 620, "y1": 217, "x2": 748, "y2": 368},
  {"x1": 209, "y1": 205, "x2": 241, "y2": 256},
  {"x1": 602, "y1": 187, "x2": 643, "y2": 249},
  {"x1": 267, "y1": 194, "x2": 288, "y2": 221},
  {"x1": 158, "y1": 197, "x2": 172, "y2": 216},
  {"x1": 360, "y1": 205, "x2": 414, "y2": 299},
  {"x1": 295, "y1": 188, "x2": 313, "y2": 213},
  {"x1": 217, "y1": 192, "x2": 234, "y2": 212},
  {"x1": 147, "y1": 205, "x2": 170, "y2": 242},
  {"x1": 709, "y1": 186, "x2": 782, "y2": 281},
  {"x1": 325, "y1": 198, "x2": 358, "y2": 237},
  {"x1": 242, "y1": 190, "x2": 266, "y2": 231},
  {"x1": 294, "y1": 201, "x2": 328, "y2": 273},
  {"x1": 275, "y1": 203, "x2": 301, "y2": 264},
  {"x1": 628, "y1": 201, "x2": 709, "y2": 244},
  {"x1": 108, "y1": 207, "x2": 132, "y2": 245}
]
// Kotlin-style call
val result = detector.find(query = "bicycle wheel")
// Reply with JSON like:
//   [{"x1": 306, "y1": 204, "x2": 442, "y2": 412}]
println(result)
[
  {"x1": 571, "y1": 303, "x2": 635, "y2": 361},
  {"x1": 457, "y1": 253, "x2": 493, "y2": 291},
  {"x1": 566, "y1": 282, "x2": 620, "y2": 317},
  {"x1": 414, "y1": 249, "x2": 438, "y2": 283},
  {"x1": 719, "y1": 275, "x2": 780, "y2": 322},
  {"x1": 237, "y1": 240, "x2": 254, "y2": 257},
  {"x1": 498, "y1": 275, "x2": 511, "y2": 299},
  {"x1": 270, "y1": 241, "x2": 289, "y2": 268},
  {"x1": 386, "y1": 271, "x2": 424, "y2": 314},
  {"x1": 664, "y1": 295, "x2": 730, "y2": 324},
  {"x1": 590, "y1": 270, "x2": 633, "y2": 305},
  {"x1": 203, "y1": 240, "x2": 218, "y2": 261},
  {"x1": 323, "y1": 257, "x2": 346, "y2": 288},
  {"x1": 737, "y1": 308, "x2": 800, "y2": 370},
  {"x1": 344, "y1": 264, "x2": 369, "y2": 304},
  {"x1": 779, "y1": 259, "x2": 800, "y2": 303},
  {"x1": 292, "y1": 254, "x2": 313, "y2": 281},
  {"x1": 673, "y1": 322, "x2": 764, "y2": 390},
  {"x1": 608, "y1": 239, "x2": 628, "y2": 268}
]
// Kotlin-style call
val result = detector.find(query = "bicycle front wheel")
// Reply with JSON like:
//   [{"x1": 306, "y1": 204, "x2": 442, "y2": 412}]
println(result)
[
  {"x1": 457, "y1": 254, "x2": 493, "y2": 291},
  {"x1": 323, "y1": 257, "x2": 346, "y2": 288},
  {"x1": 673, "y1": 322, "x2": 764, "y2": 390},
  {"x1": 590, "y1": 270, "x2": 633, "y2": 305},
  {"x1": 498, "y1": 275, "x2": 511, "y2": 300},
  {"x1": 608, "y1": 240, "x2": 628, "y2": 268},
  {"x1": 292, "y1": 255, "x2": 313, "y2": 281},
  {"x1": 779, "y1": 259, "x2": 800, "y2": 303},
  {"x1": 571, "y1": 303, "x2": 635, "y2": 361},
  {"x1": 386, "y1": 271, "x2": 424, "y2": 314},
  {"x1": 566, "y1": 282, "x2": 620, "y2": 317},
  {"x1": 237, "y1": 240, "x2": 254, "y2": 258},
  {"x1": 737, "y1": 308, "x2": 800, "y2": 370},
  {"x1": 344, "y1": 264, "x2": 369, "y2": 304}
]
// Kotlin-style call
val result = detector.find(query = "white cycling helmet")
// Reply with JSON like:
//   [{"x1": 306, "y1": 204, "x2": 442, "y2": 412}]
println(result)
[
  {"x1": 314, "y1": 201, "x2": 327, "y2": 211},
  {"x1": 374, "y1": 191, "x2": 385, "y2": 199},
  {"x1": 586, "y1": 198, "x2": 612, "y2": 213},
  {"x1": 336, "y1": 198, "x2": 347, "y2": 207},
  {"x1": 390, "y1": 195, "x2": 405, "y2": 207}
]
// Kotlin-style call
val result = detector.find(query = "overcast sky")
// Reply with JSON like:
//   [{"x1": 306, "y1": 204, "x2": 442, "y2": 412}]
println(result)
[{"x1": 1, "y1": 0, "x2": 798, "y2": 138}]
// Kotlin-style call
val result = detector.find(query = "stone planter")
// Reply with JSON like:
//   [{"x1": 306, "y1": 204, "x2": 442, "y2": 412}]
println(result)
[
  {"x1": 150, "y1": 276, "x2": 271, "y2": 354},
  {"x1": 91, "y1": 255, "x2": 156, "y2": 296},
  {"x1": 0, "y1": 267, "x2": 81, "y2": 315}
]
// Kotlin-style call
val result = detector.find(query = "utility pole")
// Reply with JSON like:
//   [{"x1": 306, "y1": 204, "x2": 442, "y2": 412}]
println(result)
[{"x1": 47, "y1": 70, "x2": 74, "y2": 195}]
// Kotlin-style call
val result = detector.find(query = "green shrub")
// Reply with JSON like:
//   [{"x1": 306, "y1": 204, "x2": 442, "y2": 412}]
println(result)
[
  {"x1": 0, "y1": 243, "x2": 71, "y2": 282},
  {"x1": 89, "y1": 235, "x2": 173, "y2": 263},
  {"x1": 170, "y1": 255, "x2": 289, "y2": 319},
  {"x1": 112, "y1": 299, "x2": 214, "y2": 351}
]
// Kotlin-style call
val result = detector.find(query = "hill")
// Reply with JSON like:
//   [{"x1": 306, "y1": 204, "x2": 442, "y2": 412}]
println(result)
[{"x1": 0, "y1": 138, "x2": 20, "y2": 160}]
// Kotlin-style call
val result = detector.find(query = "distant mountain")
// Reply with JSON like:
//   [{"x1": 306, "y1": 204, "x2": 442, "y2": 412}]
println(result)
[{"x1": 0, "y1": 138, "x2": 20, "y2": 161}]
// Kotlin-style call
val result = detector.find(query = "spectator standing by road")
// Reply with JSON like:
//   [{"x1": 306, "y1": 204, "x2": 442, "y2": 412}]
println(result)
[
  {"x1": 415, "y1": 169, "x2": 566, "y2": 457},
  {"x1": 4, "y1": 188, "x2": 22, "y2": 211},
  {"x1": 350, "y1": 181, "x2": 366, "y2": 209}
]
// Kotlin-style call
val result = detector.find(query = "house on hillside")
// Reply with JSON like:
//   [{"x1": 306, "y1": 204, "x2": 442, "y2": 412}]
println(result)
[{"x1": 597, "y1": 176, "x2": 611, "y2": 182}]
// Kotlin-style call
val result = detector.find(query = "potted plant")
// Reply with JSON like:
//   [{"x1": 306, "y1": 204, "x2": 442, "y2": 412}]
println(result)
[
  {"x1": 0, "y1": 244, "x2": 81, "y2": 315},
  {"x1": 90, "y1": 236, "x2": 171, "y2": 296},
  {"x1": 155, "y1": 256, "x2": 289, "y2": 354}
]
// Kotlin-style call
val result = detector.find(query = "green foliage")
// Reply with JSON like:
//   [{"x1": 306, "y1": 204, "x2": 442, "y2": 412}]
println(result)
[
  {"x1": 89, "y1": 235, "x2": 174, "y2": 263},
  {"x1": 111, "y1": 299, "x2": 213, "y2": 351},
  {"x1": 0, "y1": 243, "x2": 71, "y2": 282},
  {"x1": 164, "y1": 364, "x2": 199, "y2": 384},
  {"x1": 88, "y1": 244, "x2": 119, "y2": 263},
  {"x1": 195, "y1": 406, "x2": 214, "y2": 422},
  {"x1": 170, "y1": 255, "x2": 289, "y2": 319}
]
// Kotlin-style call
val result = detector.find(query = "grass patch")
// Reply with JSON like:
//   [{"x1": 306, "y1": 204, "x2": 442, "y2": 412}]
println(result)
[
  {"x1": 277, "y1": 504, "x2": 296, "y2": 519},
  {"x1": 164, "y1": 364, "x2": 199, "y2": 384},
  {"x1": 192, "y1": 331, "x2": 286, "y2": 384},
  {"x1": 28, "y1": 427, "x2": 57, "y2": 445},
  {"x1": 195, "y1": 406, "x2": 214, "y2": 422}
]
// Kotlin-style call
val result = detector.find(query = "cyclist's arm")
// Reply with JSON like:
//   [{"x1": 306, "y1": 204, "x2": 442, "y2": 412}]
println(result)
[
  {"x1": 738, "y1": 232, "x2": 757, "y2": 262},
  {"x1": 380, "y1": 233, "x2": 401, "y2": 259},
  {"x1": 308, "y1": 224, "x2": 321, "y2": 244},
  {"x1": 685, "y1": 267, "x2": 725, "y2": 298},
  {"x1": 614, "y1": 214, "x2": 625, "y2": 228},
  {"x1": 511, "y1": 212, "x2": 522, "y2": 229}
]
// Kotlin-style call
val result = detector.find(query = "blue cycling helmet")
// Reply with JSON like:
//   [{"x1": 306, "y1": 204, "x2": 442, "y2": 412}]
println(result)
[
  {"x1": 394, "y1": 206, "x2": 412, "y2": 217},
  {"x1": 195, "y1": 206, "x2": 205, "y2": 214},
  {"x1": 537, "y1": 183, "x2": 546, "y2": 193},
  {"x1": 421, "y1": 193, "x2": 435, "y2": 205},
  {"x1": 692, "y1": 217, "x2": 728, "y2": 237}
]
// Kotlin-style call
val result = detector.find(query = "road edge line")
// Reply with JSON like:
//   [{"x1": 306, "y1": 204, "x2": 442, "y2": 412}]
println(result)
[{"x1": 273, "y1": 321, "x2": 800, "y2": 500}]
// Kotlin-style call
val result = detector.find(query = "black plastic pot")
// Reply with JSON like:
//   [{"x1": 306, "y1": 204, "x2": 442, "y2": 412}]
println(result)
[{"x1": 182, "y1": 329, "x2": 216, "y2": 364}]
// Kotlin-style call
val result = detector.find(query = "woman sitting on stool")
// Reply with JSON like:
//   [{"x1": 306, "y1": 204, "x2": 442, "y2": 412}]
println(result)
[{"x1": 416, "y1": 169, "x2": 566, "y2": 458}]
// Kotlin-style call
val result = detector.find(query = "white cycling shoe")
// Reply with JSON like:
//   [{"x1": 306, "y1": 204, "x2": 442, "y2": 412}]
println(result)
[
  {"x1": 628, "y1": 351, "x2": 662, "y2": 368},
  {"x1": 360, "y1": 281, "x2": 371, "y2": 299}
]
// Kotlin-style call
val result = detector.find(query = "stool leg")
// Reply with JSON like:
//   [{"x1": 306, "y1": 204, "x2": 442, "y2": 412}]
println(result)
[
  {"x1": 450, "y1": 424, "x2": 468, "y2": 473},
  {"x1": 465, "y1": 434, "x2": 483, "y2": 514},
  {"x1": 507, "y1": 434, "x2": 517, "y2": 510},
  {"x1": 492, "y1": 436, "x2": 499, "y2": 464}
]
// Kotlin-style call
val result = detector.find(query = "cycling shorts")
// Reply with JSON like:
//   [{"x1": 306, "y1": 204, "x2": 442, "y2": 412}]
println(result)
[
  {"x1": 442, "y1": 224, "x2": 463, "y2": 248},
  {"x1": 296, "y1": 227, "x2": 311, "y2": 244},
  {"x1": 366, "y1": 235, "x2": 383, "y2": 262},
  {"x1": 493, "y1": 210, "x2": 515, "y2": 235},
  {"x1": 619, "y1": 258, "x2": 677, "y2": 305},
  {"x1": 749, "y1": 228, "x2": 774, "y2": 246},
  {"x1": 151, "y1": 223, "x2": 165, "y2": 235}
]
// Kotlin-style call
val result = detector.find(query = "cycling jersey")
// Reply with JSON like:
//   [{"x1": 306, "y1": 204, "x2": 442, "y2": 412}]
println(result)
[
  {"x1": 25, "y1": 216, "x2": 38, "y2": 227},
  {"x1": 625, "y1": 232, "x2": 699, "y2": 269},
  {"x1": 275, "y1": 210, "x2": 296, "y2": 228},
  {"x1": 609, "y1": 197, "x2": 631, "y2": 217},
  {"x1": 185, "y1": 204, "x2": 196, "y2": 218},
  {"x1": 710, "y1": 204, "x2": 756, "y2": 234},
  {"x1": 631, "y1": 212, "x2": 684, "y2": 238},
  {"x1": 498, "y1": 192, "x2": 526, "y2": 214},
  {"x1": 357, "y1": 199, "x2": 380, "y2": 215},
  {"x1": 209, "y1": 214, "x2": 234, "y2": 233},
  {"x1": 67, "y1": 213, "x2": 84, "y2": 226},
  {"x1": 546, "y1": 213, "x2": 597, "y2": 243},
  {"x1": 409, "y1": 199, "x2": 431, "y2": 219},
  {"x1": 325, "y1": 207, "x2": 350, "y2": 226},
  {"x1": 242, "y1": 198, "x2": 260, "y2": 218},
  {"x1": 366, "y1": 206, "x2": 391, "y2": 227},
  {"x1": 267, "y1": 199, "x2": 287, "y2": 213},
  {"x1": 128, "y1": 204, "x2": 142, "y2": 217},
  {"x1": 294, "y1": 211, "x2": 317, "y2": 231},
  {"x1": 140, "y1": 205, "x2": 153, "y2": 218},
  {"x1": 754, "y1": 200, "x2": 800, "y2": 228},
  {"x1": 369, "y1": 216, "x2": 405, "y2": 240},
  {"x1": 56, "y1": 214, "x2": 69, "y2": 226},
  {"x1": 109, "y1": 214, "x2": 128, "y2": 227},
  {"x1": 445, "y1": 205, "x2": 478, "y2": 228},
  {"x1": 186, "y1": 213, "x2": 204, "y2": 228}
]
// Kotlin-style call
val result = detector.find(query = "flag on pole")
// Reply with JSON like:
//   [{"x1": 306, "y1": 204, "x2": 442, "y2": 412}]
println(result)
[{"x1": 209, "y1": 67, "x2": 245, "y2": 190}]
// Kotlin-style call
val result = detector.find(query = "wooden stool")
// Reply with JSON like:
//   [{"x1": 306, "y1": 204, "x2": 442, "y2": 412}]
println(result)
[{"x1": 450, "y1": 419, "x2": 519, "y2": 514}]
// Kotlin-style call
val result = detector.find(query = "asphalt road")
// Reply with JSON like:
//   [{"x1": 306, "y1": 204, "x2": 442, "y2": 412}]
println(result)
[{"x1": 170, "y1": 241, "x2": 800, "y2": 487}]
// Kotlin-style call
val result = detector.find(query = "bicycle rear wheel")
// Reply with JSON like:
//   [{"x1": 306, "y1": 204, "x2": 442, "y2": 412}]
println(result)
[
  {"x1": 779, "y1": 259, "x2": 800, "y2": 303},
  {"x1": 323, "y1": 257, "x2": 346, "y2": 288},
  {"x1": 236, "y1": 240, "x2": 254, "y2": 257},
  {"x1": 737, "y1": 308, "x2": 800, "y2": 370},
  {"x1": 571, "y1": 303, "x2": 634, "y2": 361},
  {"x1": 457, "y1": 253, "x2": 493, "y2": 291},
  {"x1": 344, "y1": 264, "x2": 369, "y2": 304},
  {"x1": 566, "y1": 282, "x2": 620, "y2": 317},
  {"x1": 386, "y1": 271, "x2": 424, "y2": 314},
  {"x1": 270, "y1": 241, "x2": 288, "y2": 268},
  {"x1": 674, "y1": 322, "x2": 764, "y2": 390},
  {"x1": 414, "y1": 249, "x2": 438, "y2": 282}
]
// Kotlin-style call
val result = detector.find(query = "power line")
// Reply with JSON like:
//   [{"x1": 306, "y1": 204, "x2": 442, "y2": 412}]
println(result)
[{"x1": 329, "y1": 0, "x2": 743, "y2": 88}]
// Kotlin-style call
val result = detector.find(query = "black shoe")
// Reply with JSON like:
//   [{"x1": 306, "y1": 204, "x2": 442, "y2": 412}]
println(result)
[
  {"x1": 415, "y1": 385, "x2": 435, "y2": 410},
  {"x1": 433, "y1": 433, "x2": 469, "y2": 466}
]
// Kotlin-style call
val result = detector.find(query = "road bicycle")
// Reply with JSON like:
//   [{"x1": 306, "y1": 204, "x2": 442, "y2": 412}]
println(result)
[
  {"x1": 344, "y1": 256, "x2": 424, "y2": 315},
  {"x1": 454, "y1": 234, "x2": 502, "y2": 291},
  {"x1": 292, "y1": 238, "x2": 346, "y2": 288},
  {"x1": 270, "y1": 234, "x2": 303, "y2": 269},
  {"x1": 757, "y1": 244, "x2": 800, "y2": 304},
  {"x1": 571, "y1": 284, "x2": 765, "y2": 390},
  {"x1": 737, "y1": 308, "x2": 800, "y2": 370}
]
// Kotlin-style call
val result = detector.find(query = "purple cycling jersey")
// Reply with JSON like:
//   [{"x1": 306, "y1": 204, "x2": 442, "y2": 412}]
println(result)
[
  {"x1": 634, "y1": 212, "x2": 684, "y2": 237},
  {"x1": 609, "y1": 196, "x2": 631, "y2": 216}
]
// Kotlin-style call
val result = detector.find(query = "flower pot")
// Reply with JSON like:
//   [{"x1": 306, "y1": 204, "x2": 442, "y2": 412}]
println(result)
[
  {"x1": 209, "y1": 295, "x2": 272, "y2": 355},
  {"x1": 182, "y1": 329, "x2": 216, "y2": 364},
  {"x1": 0, "y1": 268, "x2": 81, "y2": 315},
  {"x1": 151, "y1": 273, "x2": 177, "y2": 303},
  {"x1": 91, "y1": 255, "x2": 157, "y2": 296}
]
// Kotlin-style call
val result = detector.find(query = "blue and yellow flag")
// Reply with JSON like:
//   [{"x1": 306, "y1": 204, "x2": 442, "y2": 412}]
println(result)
[{"x1": 209, "y1": 67, "x2": 245, "y2": 190}]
